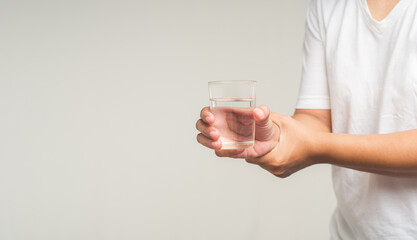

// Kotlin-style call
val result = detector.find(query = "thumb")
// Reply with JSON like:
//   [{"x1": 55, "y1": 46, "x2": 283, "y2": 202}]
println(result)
[
  {"x1": 253, "y1": 105, "x2": 270, "y2": 124},
  {"x1": 253, "y1": 105, "x2": 276, "y2": 140}
]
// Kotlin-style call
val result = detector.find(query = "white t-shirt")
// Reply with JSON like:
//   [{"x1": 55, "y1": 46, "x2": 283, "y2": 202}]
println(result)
[{"x1": 296, "y1": 0, "x2": 417, "y2": 239}]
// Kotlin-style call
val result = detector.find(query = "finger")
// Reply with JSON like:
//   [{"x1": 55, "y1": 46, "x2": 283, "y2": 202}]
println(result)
[
  {"x1": 253, "y1": 105, "x2": 270, "y2": 124},
  {"x1": 253, "y1": 105, "x2": 276, "y2": 140},
  {"x1": 195, "y1": 119, "x2": 220, "y2": 140},
  {"x1": 200, "y1": 106, "x2": 215, "y2": 124},
  {"x1": 214, "y1": 148, "x2": 246, "y2": 158},
  {"x1": 197, "y1": 133, "x2": 222, "y2": 150}
]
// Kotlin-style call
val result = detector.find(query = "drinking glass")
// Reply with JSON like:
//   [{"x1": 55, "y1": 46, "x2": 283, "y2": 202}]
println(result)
[{"x1": 208, "y1": 80, "x2": 256, "y2": 150}]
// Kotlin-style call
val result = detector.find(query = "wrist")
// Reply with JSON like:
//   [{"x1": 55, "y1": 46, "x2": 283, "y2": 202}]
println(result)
[{"x1": 309, "y1": 131, "x2": 332, "y2": 164}]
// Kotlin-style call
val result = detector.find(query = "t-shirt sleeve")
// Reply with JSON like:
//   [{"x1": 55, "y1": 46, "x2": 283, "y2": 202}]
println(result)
[{"x1": 295, "y1": 0, "x2": 330, "y2": 110}]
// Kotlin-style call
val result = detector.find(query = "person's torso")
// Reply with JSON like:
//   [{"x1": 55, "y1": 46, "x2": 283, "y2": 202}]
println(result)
[{"x1": 318, "y1": 0, "x2": 417, "y2": 238}]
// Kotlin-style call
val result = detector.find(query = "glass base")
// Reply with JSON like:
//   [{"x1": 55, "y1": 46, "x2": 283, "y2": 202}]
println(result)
[{"x1": 221, "y1": 141, "x2": 254, "y2": 150}]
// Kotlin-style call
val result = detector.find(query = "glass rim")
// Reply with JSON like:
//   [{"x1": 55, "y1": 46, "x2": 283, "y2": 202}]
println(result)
[{"x1": 208, "y1": 80, "x2": 257, "y2": 85}]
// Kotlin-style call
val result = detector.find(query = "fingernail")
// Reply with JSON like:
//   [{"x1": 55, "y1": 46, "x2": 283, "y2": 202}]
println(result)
[
  {"x1": 212, "y1": 141, "x2": 221, "y2": 149},
  {"x1": 205, "y1": 116, "x2": 213, "y2": 123},
  {"x1": 209, "y1": 131, "x2": 217, "y2": 138},
  {"x1": 254, "y1": 108, "x2": 264, "y2": 119}
]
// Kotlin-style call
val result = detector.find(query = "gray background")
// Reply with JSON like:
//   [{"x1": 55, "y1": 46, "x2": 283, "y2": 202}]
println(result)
[{"x1": 0, "y1": 0, "x2": 336, "y2": 239}]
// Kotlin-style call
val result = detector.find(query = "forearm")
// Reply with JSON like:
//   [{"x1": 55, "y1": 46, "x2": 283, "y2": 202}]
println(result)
[
  {"x1": 316, "y1": 130, "x2": 417, "y2": 177},
  {"x1": 291, "y1": 112, "x2": 331, "y2": 133},
  {"x1": 271, "y1": 109, "x2": 332, "y2": 134},
  {"x1": 291, "y1": 110, "x2": 417, "y2": 176}
]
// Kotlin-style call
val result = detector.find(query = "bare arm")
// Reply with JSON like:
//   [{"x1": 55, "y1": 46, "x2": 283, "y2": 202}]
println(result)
[
  {"x1": 316, "y1": 130, "x2": 417, "y2": 177},
  {"x1": 289, "y1": 109, "x2": 332, "y2": 133}
]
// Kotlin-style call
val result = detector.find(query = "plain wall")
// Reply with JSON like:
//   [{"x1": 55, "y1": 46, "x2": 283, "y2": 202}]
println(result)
[{"x1": 0, "y1": 0, "x2": 336, "y2": 239}]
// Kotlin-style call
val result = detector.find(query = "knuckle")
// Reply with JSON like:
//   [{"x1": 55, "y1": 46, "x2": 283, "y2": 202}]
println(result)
[
  {"x1": 195, "y1": 120, "x2": 201, "y2": 130},
  {"x1": 273, "y1": 170, "x2": 285, "y2": 178},
  {"x1": 215, "y1": 150, "x2": 222, "y2": 157},
  {"x1": 197, "y1": 134, "x2": 205, "y2": 145},
  {"x1": 272, "y1": 166, "x2": 290, "y2": 178},
  {"x1": 206, "y1": 126, "x2": 216, "y2": 134},
  {"x1": 245, "y1": 157, "x2": 257, "y2": 164},
  {"x1": 271, "y1": 165, "x2": 282, "y2": 176},
  {"x1": 200, "y1": 106, "x2": 209, "y2": 117},
  {"x1": 279, "y1": 172, "x2": 291, "y2": 178}
]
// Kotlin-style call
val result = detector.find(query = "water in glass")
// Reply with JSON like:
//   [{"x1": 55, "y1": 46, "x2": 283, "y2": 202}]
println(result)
[{"x1": 209, "y1": 98, "x2": 255, "y2": 149}]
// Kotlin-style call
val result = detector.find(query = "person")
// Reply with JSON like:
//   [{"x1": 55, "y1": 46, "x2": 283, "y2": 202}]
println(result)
[{"x1": 196, "y1": 0, "x2": 417, "y2": 238}]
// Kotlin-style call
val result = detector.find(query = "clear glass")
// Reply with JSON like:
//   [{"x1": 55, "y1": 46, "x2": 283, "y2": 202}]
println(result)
[{"x1": 208, "y1": 80, "x2": 256, "y2": 150}]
